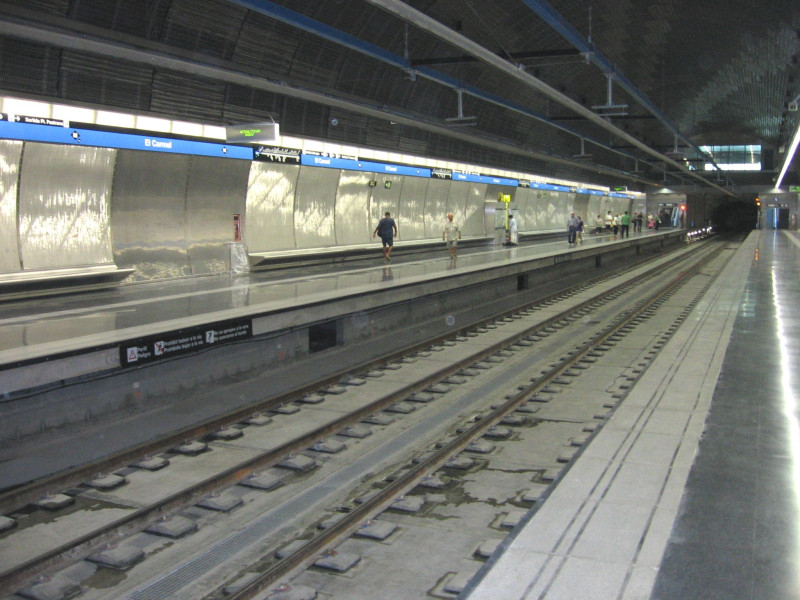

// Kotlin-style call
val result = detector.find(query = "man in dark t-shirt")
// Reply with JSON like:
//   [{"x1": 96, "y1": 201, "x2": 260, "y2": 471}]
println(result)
[{"x1": 372, "y1": 211, "x2": 398, "y2": 262}]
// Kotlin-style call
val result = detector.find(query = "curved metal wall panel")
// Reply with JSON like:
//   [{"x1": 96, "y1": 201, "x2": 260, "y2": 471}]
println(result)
[
  {"x1": 514, "y1": 187, "x2": 537, "y2": 231},
  {"x1": 423, "y1": 178, "x2": 451, "y2": 239},
  {"x1": 464, "y1": 184, "x2": 488, "y2": 236},
  {"x1": 445, "y1": 181, "x2": 473, "y2": 235},
  {"x1": 245, "y1": 161, "x2": 299, "y2": 252},
  {"x1": 528, "y1": 190, "x2": 552, "y2": 230},
  {"x1": 573, "y1": 194, "x2": 590, "y2": 223},
  {"x1": 111, "y1": 151, "x2": 192, "y2": 281},
  {"x1": 366, "y1": 173, "x2": 403, "y2": 243},
  {"x1": 0, "y1": 140, "x2": 22, "y2": 273},
  {"x1": 185, "y1": 156, "x2": 249, "y2": 275},
  {"x1": 614, "y1": 198, "x2": 634, "y2": 216},
  {"x1": 18, "y1": 144, "x2": 115, "y2": 270},
  {"x1": 394, "y1": 176, "x2": 428, "y2": 241},
  {"x1": 588, "y1": 197, "x2": 609, "y2": 224},
  {"x1": 336, "y1": 170, "x2": 373, "y2": 246},
  {"x1": 294, "y1": 166, "x2": 339, "y2": 248},
  {"x1": 546, "y1": 191, "x2": 567, "y2": 230}
]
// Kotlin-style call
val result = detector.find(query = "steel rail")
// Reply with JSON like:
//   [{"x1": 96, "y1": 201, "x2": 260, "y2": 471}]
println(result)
[
  {"x1": 1, "y1": 237, "x2": 715, "y2": 592},
  {"x1": 220, "y1": 239, "x2": 728, "y2": 600}
]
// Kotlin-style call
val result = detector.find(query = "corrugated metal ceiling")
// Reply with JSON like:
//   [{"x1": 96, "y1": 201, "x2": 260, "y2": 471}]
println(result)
[{"x1": 0, "y1": 0, "x2": 797, "y2": 192}]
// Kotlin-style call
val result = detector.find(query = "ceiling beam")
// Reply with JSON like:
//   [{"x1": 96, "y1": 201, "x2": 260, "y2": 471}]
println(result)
[
  {"x1": 364, "y1": 0, "x2": 737, "y2": 198},
  {"x1": 0, "y1": 16, "x2": 652, "y2": 184},
  {"x1": 517, "y1": 0, "x2": 731, "y2": 183},
  {"x1": 411, "y1": 48, "x2": 580, "y2": 67}
]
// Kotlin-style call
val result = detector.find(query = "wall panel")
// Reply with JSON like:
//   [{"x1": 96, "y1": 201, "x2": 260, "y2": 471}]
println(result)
[
  {"x1": 573, "y1": 194, "x2": 590, "y2": 223},
  {"x1": 245, "y1": 161, "x2": 299, "y2": 252},
  {"x1": 185, "y1": 156, "x2": 250, "y2": 275},
  {"x1": 546, "y1": 190, "x2": 572, "y2": 230},
  {"x1": 446, "y1": 182, "x2": 472, "y2": 235},
  {"x1": 514, "y1": 187, "x2": 536, "y2": 231},
  {"x1": 366, "y1": 173, "x2": 403, "y2": 243},
  {"x1": 294, "y1": 166, "x2": 339, "y2": 248},
  {"x1": 0, "y1": 140, "x2": 22, "y2": 273},
  {"x1": 423, "y1": 178, "x2": 451, "y2": 239},
  {"x1": 111, "y1": 150, "x2": 192, "y2": 280},
  {"x1": 588, "y1": 197, "x2": 608, "y2": 226},
  {"x1": 336, "y1": 170, "x2": 373, "y2": 245},
  {"x1": 395, "y1": 176, "x2": 428, "y2": 241},
  {"x1": 18, "y1": 144, "x2": 115, "y2": 270}
]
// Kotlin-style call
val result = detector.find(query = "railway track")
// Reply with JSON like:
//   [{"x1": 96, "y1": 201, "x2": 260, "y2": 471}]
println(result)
[{"x1": 0, "y1": 235, "x2": 732, "y2": 600}]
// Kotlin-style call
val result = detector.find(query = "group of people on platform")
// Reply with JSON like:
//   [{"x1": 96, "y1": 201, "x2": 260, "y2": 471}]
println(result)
[
  {"x1": 593, "y1": 210, "x2": 649, "y2": 238},
  {"x1": 372, "y1": 207, "x2": 659, "y2": 263},
  {"x1": 372, "y1": 211, "x2": 462, "y2": 263}
]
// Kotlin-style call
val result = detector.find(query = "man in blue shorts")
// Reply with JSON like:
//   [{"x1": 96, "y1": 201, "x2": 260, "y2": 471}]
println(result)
[{"x1": 373, "y1": 211, "x2": 398, "y2": 262}]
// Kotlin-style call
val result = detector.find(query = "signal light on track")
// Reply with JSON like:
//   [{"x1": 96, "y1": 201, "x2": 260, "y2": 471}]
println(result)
[{"x1": 755, "y1": 197, "x2": 761, "y2": 207}]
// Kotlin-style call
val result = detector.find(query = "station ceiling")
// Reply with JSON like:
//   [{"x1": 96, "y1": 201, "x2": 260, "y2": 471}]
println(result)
[{"x1": 0, "y1": 0, "x2": 798, "y2": 194}]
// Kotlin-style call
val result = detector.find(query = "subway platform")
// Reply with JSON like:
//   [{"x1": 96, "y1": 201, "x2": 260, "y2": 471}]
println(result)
[
  {"x1": 463, "y1": 229, "x2": 800, "y2": 600},
  {"x1": 0, "y1": 229, "x2": 677, "y2": 396}
]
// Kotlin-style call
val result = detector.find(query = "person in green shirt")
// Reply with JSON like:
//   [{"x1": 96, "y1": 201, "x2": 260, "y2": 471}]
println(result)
[{"x1": 620, "y1": 211, "x2": 631, "y2": 238}]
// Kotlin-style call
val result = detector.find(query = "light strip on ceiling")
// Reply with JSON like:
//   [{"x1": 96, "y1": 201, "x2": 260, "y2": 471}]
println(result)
[{"x1": 776, "y1": 118, "x2": 800, "y2": 188}]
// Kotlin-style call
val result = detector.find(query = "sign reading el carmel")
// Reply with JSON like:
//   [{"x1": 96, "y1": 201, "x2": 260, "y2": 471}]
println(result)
[{"x1": 226, "y1": 121, "x2": 279, "y2": 144}]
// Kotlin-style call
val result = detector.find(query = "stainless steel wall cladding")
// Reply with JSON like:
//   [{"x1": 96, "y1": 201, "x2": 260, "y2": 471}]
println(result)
[
  {"x1": 423, "y1": 178, "x2": 450, "y2": 238},
  {"x1": 445, "y1": 181, "x2": 471, "y2": 235},
  {"x1": 245, "y1": 162, "x2": 299, "y2": 252},
  {"x1": 111, "y1": 151, "x2": 193, "y2": 281},
  {"x1": 394, "y1": 176, "x2": 428, "y2": 241},
  {"x1": 553, "y1": 191, "x2": 573, "y2": 229},
  {"x1": 0, "y1": 139, "x2": 22, "y2": 273},
  {"x1": 294, "y1": 166, "x2": 339, "y2": 248},
  {"x1": 573, "y1": 194, "x2": 590, "y2": 222},
  {"x1": 514, "y1": 187, "x2": 536, "y2": 231},
  {"x1": 588, "y1": 197, "x2": 607, "y2": 223},
  {"x1": 336, "y1": 170, "x2": 373, "y2": 246},
  {"x1": 367, "y1": 173, "x2": 402, "y2": 243},
  {"x1": 464, "y1": 183, "x2": 488, "y2": 236},
  {"x1": 18, "y1": 144, "x2": 115, "y2": 270},
  {"x1": 185, "y1": 156, "x2": 249, "y2": 275}
]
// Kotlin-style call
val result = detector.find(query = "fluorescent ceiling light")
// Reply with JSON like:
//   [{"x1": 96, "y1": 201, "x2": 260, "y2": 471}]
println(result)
[
  {"x1": 171, "y1": 121, "x2": 204, "y2": 137},
  {"x1": 3, "y1": 97, "x2": 49, "y2": 117},
  {"x1": 776, "y1": 119, "x2": 800, "y2": 188},
  {"x1": 52, "y1": 104, "x2": 95, "y2": 123},
  {"x1": 96, "y1": 110, "x2": 135, "y2": 128}
]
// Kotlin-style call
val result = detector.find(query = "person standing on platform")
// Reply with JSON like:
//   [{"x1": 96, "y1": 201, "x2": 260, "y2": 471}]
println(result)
[
  {"x1": 443, "y1": 212, "x2": 461, "y2": 260},
  {"x1": 372, "y1": 211, "x2": 397, "y2": 262},
  {"x1": 635, "y1": 212, "x2": 643, "y2": 233},
  {"x1": 613, "y1": 213, "x2": 621, "y2": 237},
  {"x1": 620, "y1": 211, "x2": 630, "y2": 237},
  {"x1": 595, "y1": 214, "x2": 604, "y2": 235},
  {"x1": 508, "y1": 212, "x2": 519, "y2": 245},
  {"x1": 567, "y1": 212, "x2": 579, "y2": 247},
  {"x1": 604, "y1": 210, "x2": 614, "y2": 232},
  {"x1": 576, "y1": 215, "x2": 584, "y2": 244}
]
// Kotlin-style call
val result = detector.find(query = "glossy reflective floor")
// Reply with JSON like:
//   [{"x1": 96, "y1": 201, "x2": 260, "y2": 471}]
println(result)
[
  {"x1": 0, "y1": 230, "x2": 640, "y2": 364},
  {"x1": 465, "y1": 230, "x2": 800, "y2": 600},
  {"x1": 653, "y1": 230, "x2": 800, "y2": 600}
]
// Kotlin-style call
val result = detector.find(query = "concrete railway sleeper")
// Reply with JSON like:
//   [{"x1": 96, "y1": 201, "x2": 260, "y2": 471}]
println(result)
[
  {"x1": 0, "y1": 238, "x2": 732, "y2": 600},
  {"x1": 214, "y1": 241, "x2": 732, "y2": 600}
]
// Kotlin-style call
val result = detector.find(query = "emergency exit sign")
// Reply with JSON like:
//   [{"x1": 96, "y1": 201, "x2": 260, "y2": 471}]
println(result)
[{"x1": 790, "y1": 186, "x2": 800, "y2": 192}]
